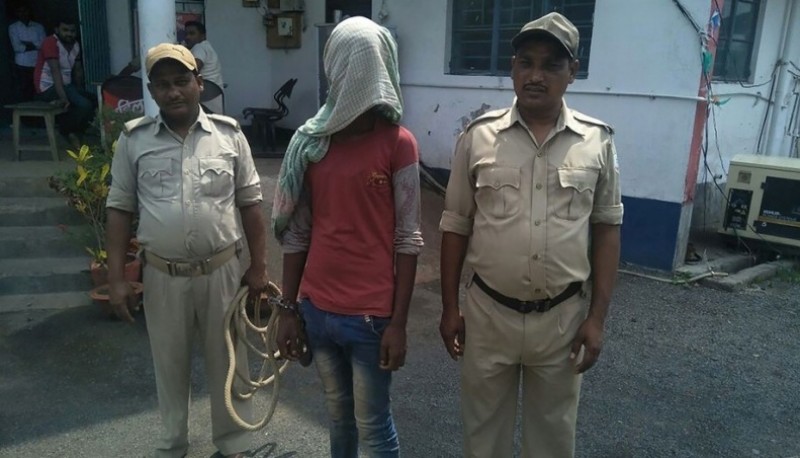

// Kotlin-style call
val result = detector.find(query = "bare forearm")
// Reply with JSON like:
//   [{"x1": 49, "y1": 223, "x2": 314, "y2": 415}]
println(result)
[
  {"x1": 391, "y1": 253, "x2": 418, "y2": 326},
  {"x1": 589, "y1": 224, "x2": 621, "y2": 324},
  {"x1": 281, "y1": 252, "x2": 307, "y2": 303},
  {"x1": 47, "y1": 61, "x2": 67, "y2": 100},
  {"x1": 239, "y1": 203, "x2": 267, "y2": 270},
  {"x1": 106, "y1": 208, "x2": 133, "y2": 282},
  {"x1": 441, "y1": 231, "x2": 469, "y2": 311}
]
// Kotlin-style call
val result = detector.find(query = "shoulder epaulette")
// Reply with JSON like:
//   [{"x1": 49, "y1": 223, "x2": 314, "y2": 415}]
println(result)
[
  {"x1": 122, "y1": 116, "x2": 155, "y2": 136},
  {"x1": 465, "y1": 108, "x2": 511, "y2": 131},
  {"x1": 207, "y1": 113, "x2": 241, "y2": 131},
  {"x1": 572, "y1": 111, "x2": 614, "y2": 134}
]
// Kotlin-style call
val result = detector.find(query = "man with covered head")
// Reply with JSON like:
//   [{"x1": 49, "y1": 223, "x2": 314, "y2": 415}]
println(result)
[
  {"x1": 273, "y1": 16, "x2": 423, "y2": 458},
  {"x1": 439, "y1": 12, "x2": 623, "y2": 458},
  {"x1": 105, "y1": 43, "x2": 268, "y2": 458}
]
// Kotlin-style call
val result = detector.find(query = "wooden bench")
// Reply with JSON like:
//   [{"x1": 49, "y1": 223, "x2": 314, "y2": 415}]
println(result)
[{"x1": 4, "y1": 102, "x2": 67, "y2": 161}]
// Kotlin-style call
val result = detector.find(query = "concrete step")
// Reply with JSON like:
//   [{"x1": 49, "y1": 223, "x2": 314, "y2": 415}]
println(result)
[
  {"x1": 704, "y1": 260, "x2": 797, "y2": 291},
  {"x1": 676, "y1": 253, "x2": 755, "y2": 276},
  {"x1": 0, "y1": 176, "x2": 61, "y2": 198},
  {"x1": 0, "y1": 256, "x2": 91, "y2": 295},
  {"x1": 0, "y1": 197, "x2": 83, "y2": 227},
  {"x1": 0, "y1": 226, "x2": 89, "y2": 259},
  {"x1": 0, "y1": 291, "x2": 91, "y2": 313}
]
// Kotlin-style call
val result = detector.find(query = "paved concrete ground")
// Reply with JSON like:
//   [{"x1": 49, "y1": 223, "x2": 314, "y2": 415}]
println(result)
[{"x1": 1, "y1": 158, "x2": 799, "y2": 457}]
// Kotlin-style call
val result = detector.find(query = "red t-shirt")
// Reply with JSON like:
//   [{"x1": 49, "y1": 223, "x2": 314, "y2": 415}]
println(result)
[
  {"x1": 34, "y1": 35, "x2": 80, "y2": 93},
  {"x1": 300, "y1": 119, "x2": 419, "y2": 317}
]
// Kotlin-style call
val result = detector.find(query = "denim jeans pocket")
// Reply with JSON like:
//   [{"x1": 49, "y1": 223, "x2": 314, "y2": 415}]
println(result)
[{"x1": 363, "y1": 315, "x2": 391, "y2": 337}]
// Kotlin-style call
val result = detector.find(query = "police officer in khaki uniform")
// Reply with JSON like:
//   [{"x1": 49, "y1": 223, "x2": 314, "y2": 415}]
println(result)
[
  {"x1": 105, "y1": 44, "x2": 268, "y2": 458},
  {"x1": 439, "y1": 13, "x2": 623, "y2": 458}
]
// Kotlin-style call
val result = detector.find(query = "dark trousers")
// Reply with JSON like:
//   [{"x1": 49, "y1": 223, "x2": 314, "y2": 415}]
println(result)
[
  {"x1": 14, "y1": 65, "x2": 36, "y2": 101},
  {"x1": 34, "y1": 84, "x2": 96, "y2": 136}
]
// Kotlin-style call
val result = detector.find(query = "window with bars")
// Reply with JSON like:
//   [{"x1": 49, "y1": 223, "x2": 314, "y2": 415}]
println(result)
[
  {"x1": 713, "y1": 0, "x2": 761, "y2": 82},
  {"x1": 449, "y1": 0, "x2": 595, "y2": 78}
]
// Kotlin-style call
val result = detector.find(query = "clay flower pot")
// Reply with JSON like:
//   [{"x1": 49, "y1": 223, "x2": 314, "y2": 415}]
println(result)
[
  {"x1": 90, "y1": 254, "x2": 141, "y2": 287},
  {"x1": 90, "y1": 281, "x2": 144, "y2": 319}
]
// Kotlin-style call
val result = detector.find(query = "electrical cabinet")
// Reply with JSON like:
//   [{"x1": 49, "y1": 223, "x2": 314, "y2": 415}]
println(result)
[{"x1": 719, "y1": 154, "x2": 800, "y2": 248}]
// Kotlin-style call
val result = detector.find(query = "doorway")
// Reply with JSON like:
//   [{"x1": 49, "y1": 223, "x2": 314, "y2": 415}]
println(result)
[{"x1": 325, "y1": 0, "x2": 371, "y2": 23}]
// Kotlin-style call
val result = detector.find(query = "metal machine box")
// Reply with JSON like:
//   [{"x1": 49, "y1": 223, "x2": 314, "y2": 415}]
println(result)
[{"x1": 719, "y1": 154, "x2": 800, "y2": 248}]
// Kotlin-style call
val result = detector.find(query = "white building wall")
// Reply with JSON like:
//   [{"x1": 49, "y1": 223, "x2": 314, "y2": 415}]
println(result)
[
  {"x1": 382, "y1": 0, "x2": 710, "y2": 205},
  {"x1": 693, "y1": 0, "x2": 797, "y2": 231},
  {"x1": 705, "y1": 0, "x2": 792, "y2": 175},
  {"x1": 204, "y1": 3, "x2": 273, "y2": 122},
  {"x1": 267, "y1": 1, "x2": 327, "y2": 128},
  {"x1": 106, "y1": 0, "x2": 133, "y2": 74}
]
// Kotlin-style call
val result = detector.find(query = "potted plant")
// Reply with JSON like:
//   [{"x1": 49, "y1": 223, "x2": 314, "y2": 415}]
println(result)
[{"x1": 49, "y1": 108, "x2": 141, "y2": 288}]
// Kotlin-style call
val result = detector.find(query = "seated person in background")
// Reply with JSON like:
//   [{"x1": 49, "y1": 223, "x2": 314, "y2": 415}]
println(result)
[
  {"x1": 34, "y1": 18, "x2": 95, "y2": 149},
  {"x1": 183, "y1": 21, "x2": 224, "y2": 114}
]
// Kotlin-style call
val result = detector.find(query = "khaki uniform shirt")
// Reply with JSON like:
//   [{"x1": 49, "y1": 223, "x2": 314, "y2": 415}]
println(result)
[
  {"x1": 107, "y1": 110, "x2": 262, "y2": 260},
  {"x1": 440, "y1": 100, "x2": 623, "y2": 301}
]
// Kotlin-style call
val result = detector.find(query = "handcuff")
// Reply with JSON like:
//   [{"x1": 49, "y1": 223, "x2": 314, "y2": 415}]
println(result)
[{"x1": 268, "y1": 296, "x2": 300, "y2": 314}]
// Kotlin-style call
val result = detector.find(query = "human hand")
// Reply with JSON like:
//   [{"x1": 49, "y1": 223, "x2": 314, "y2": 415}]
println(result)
[
  {"x1": 379, "y1": 322, "x2": 407, "y2": 371},
  {"x1": 570, "y1": 315, "x2": 605, "y2": 373},
  {"x1": 275, "y1": 311, "x2": 303, "y2": 361},
  {"x1": 439, "y1": 306, "x2": 465, "y2": 360},
  {"x1": 241, "y1": 265, "x2": 269, "y2": 304},
  {"x1": 52, "y1": 98, "x2": 69, "y2": 110},
  {"x1": 108, "y1": 279, "x2": 137, "y2": 323}
]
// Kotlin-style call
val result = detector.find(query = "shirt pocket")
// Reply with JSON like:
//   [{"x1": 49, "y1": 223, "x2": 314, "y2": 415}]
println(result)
[
  {"x1": 198, "y1": 157, "x2": 235, "y2": 197},
  {"x1": 138, "y1": 157, "x2": 179, "y2": 201},
  {"x1": 475, "y1": 167, "x2": 522, "y2": 219},
  {"x1": 554, "y1": 167, "x2": 599, "y2": 221}
]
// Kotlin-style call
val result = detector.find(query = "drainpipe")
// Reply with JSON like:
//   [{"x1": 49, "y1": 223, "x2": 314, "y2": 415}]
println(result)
[
  {"x1": 764, "y1": 0, "x2": 800, "y2": 156},
  {"x1": 137, "y1": 0, "x2": 177, "y2": 116}
]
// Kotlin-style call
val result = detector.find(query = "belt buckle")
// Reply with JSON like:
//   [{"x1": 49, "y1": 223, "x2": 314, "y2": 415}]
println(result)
[
  {"x1": 517, "y1": 299, "x2": 550, "y2": 314},
  {"x1": 200, "y1": 257, "x2": 212, "y2": 275},
  {"x1": 167, "y1": 261, "x2": 203, "y2": 276}
]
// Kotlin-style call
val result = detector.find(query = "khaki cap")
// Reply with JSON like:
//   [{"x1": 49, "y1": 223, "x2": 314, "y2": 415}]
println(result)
[
  {"x1": 511, "y1": 12, "x2": 579, "y2": 58},
  {"x1": 145, "y1": 43, "x2": 197, "y2": 75}
]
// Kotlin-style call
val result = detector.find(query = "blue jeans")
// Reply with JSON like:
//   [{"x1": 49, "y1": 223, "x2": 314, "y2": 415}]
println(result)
[
  {"x1": 35, "y1": 84, "x2": 95, "y2": 136},
  {"x1": 301, "y1": 299, "x2": 400, "y2": 458}
]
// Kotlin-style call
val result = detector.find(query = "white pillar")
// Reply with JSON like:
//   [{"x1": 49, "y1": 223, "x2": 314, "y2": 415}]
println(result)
[
  {"x1": 138, "y1": 0, "x2": 177, "y2": 116},
  {"x1": 764, "y1": 0, "x2": 800, "y2": 156}
]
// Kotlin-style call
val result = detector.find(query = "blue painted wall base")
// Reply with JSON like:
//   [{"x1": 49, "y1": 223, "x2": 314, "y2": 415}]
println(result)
[{"x1": 620, "y1": 196, "x2": 682, "y2": 271}]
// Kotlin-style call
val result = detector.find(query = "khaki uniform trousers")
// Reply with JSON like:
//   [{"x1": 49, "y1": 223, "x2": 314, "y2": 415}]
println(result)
[
  {"x1": 461, "y1": 280, "x2": 587, "y2": 458},
  {"x1": 143, "y1": 256, "x2": 253, "y2": 458}
]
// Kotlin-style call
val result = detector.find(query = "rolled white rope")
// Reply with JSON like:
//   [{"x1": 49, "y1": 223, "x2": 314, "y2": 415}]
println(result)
[{"x1": 223, "y1": 282, "x2": 291, "y2": 431}]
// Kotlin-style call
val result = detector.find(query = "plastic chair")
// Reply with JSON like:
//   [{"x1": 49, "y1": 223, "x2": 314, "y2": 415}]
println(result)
[
  {"x1": 242, "y1": 78, "x2": 298, "y2": 151},
  {"x1": 100, "y1": 75, "x2": 144, "y2": 113},
  {"x1": 200, "y1": 80, "x2": 225, "y2": 114}
]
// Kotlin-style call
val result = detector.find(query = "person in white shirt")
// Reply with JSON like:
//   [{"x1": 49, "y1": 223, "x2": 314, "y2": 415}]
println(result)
[
  {"x1": 8, "y1": 4, "x2": 46, "y2": 101},
  {"x1": 184, "y1": 21, "x2": 225, "y2": 114}
]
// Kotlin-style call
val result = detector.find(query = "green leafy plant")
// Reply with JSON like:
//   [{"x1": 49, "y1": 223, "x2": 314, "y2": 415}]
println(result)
[
  {"x1": 49, "y1": 108, "x2": 140, "y2": 267},
  {"x1": 49, "y1": 144, "x2": 112, "y2": 266}
]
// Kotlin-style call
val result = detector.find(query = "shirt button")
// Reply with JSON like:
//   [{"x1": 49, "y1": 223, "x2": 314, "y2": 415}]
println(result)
[
  {"x1": 534, "y1": 220, "x2": 541, "y2": 226},
  {"x1": 494, "y1": 181, "x2": 500, "y2": 187},
  {"x1": 537, "y1": 152, "x2": 543, "y2": 158},
  {"x1": 185, "y1": 200, "x2": 191, "y2": 206},
  {"x1": 535, "y1": 183, "x2": 543, "y2": 190},
  {"x1": 532, "y1": 254, "x2": 540, "y2": 260}
]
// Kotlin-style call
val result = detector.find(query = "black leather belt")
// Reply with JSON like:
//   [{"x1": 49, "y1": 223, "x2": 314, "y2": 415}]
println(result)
[{"x1": 472, "y1": 274, "x2": 582, "y2": 314}]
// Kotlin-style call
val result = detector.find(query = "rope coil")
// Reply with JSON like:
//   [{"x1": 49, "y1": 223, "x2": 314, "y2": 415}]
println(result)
[{"x1": 223, "y1": 282, "x2": 290, "y2": 431}]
